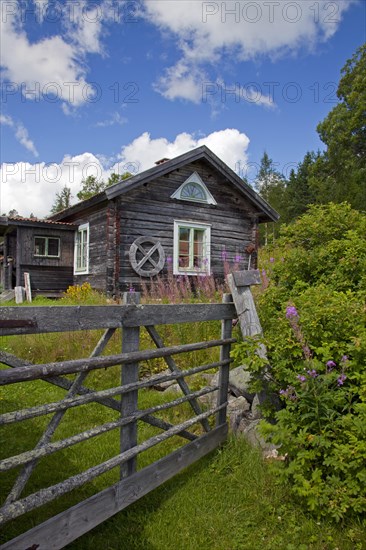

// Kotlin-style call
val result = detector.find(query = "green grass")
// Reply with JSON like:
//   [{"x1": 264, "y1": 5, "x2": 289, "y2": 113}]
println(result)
[{"x1": 1, "y1": 375, "x2": 365, "y2": 549}]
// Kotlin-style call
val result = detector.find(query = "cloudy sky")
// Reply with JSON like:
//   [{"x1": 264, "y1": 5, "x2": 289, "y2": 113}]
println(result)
[{"x1": 0, "y1": 0, "x2": 365, "y2": 217}]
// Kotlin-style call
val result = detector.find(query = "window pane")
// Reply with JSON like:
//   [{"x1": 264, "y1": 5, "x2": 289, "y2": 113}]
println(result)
[
  {"x1": 34, "y1": 237, "x2": 46, "y2": 256},
  {"x1": 179, "y1": 227, "x2": 190, "y2": 241},
  {"x1": 181, "y1": 182, "x2": 206, "y2": 201},
  {"x1": 175, "y1": 223, "x2": 209, "y2": 273},
  {"x1": 179, "y1": 240, "x2": 189, "y2": 255},
  {"x1": 48, "y1": 238, "x2": 59, "y2": 256},
  {"x1": 75, "y1": 227, "x2": 88, "y2": 271},
  {"x1": 179, "y1": 255, "x2": 190, "y2": 268}
]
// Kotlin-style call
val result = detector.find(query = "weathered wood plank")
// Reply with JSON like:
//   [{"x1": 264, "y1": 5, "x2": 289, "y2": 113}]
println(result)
[
  {"x1": 0, "y1": 339, "x2": 235, "y2": 386},
  {"x1": 0, "y1": 387, "x2": 219, "y2": 472},
  {"x1": 0, "y1": 351, "x2": 200, "y2": 443},
  {"x1": 232, "y1": 270, "x2": 261, "y2": 287},
  {"x1": 146, "y1": 325, "x2": 211, "y2": 432},
  {"x1": 123, "y1": 303, "x2": 236, "y2": 327},
  {"x1": 0, "y1": 424, "x2": 228, "y2": 550},
  {"x1": 0, "y1": 405, "x2": 226, "y2": 525},
  {"x1": 120, "y1": 292, "x2": 140, "y2": 479},
  {"x1": 227, "y1": 273, "x2": 263, "y2": 338},
  {"x1": 0, "y1": 303, "x2": 236, "y2": 335},
  {"x1": 0, "y1": 360, "x2": 231, "y2": 424},
  {"x1": 3, "y1": 329, "x2": 117, "y2": 506},
  {"x1": 216, "y1": 294, "x2": 233, "y2": 427}
]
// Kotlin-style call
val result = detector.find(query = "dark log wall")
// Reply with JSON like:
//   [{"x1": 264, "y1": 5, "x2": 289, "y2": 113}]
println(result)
[
  {"x1": 17, "y1": 227, "x2": 74, "y2": 292},
  {"x1": 67, "y1": 204, "x2": 112, "y2": 293},
  {"x1": 116, "y1": 160, "x2": 259, "y2": 292}
]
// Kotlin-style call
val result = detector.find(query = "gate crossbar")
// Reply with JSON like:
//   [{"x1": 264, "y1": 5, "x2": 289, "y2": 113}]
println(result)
[{"x1": 0, "y1": 294, "x2": 235, "y2": 549}]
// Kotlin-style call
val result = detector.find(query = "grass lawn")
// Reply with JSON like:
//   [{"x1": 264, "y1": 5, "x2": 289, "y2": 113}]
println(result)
[{"x1": 1, "y1": 376, "x2": 365, "y2": 550}]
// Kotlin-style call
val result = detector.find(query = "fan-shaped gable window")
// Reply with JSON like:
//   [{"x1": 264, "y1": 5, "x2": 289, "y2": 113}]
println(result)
[{"x1": 171, "y1": 172, "x2": 217, "y2": 205}]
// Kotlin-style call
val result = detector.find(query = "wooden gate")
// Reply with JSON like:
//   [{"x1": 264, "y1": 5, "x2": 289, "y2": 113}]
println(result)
[{"x1": 0, "y1": 293, "x2": 236, "y2": 549}]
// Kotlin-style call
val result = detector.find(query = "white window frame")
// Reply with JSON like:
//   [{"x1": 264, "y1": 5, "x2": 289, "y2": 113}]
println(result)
[
  {"x1": 34, "y1": 236, "x2": 60, "y2": 258},
  {"x1": 173, "y1": 220, "x2": 211, "y2": 276},
  {"x1": 171, "y1": 172, "x2": 217, "y2": 205},
  {"x1": 74, "y1": 223, "x2": 89, "y2": 275}
]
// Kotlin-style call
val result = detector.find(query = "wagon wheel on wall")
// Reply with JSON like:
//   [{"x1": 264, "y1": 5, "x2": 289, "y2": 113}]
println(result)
[{"x1": 129, "y1": 236, "x2": 166, "y2": 277}]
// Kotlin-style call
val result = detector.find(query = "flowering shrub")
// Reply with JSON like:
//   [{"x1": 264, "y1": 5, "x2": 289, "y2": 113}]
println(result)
[
  {"x1": 233, "y1": 204, "x2": 366, "y2": 520},
  {"x1": 62, "y1": 282, "x2": 105, "y2": 304}
]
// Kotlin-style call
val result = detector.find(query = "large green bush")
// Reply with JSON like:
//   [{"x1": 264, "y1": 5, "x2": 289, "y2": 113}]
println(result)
[{"x1": 234, "y1": 203, "x2": 366, "y2": 520}]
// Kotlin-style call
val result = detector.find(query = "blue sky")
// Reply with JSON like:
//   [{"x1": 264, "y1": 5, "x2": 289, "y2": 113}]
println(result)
[{"x1": 0, "y1": 0, "x2": 365, "y2": 217}]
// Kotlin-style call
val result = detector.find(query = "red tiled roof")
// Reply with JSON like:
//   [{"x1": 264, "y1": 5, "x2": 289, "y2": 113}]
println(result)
[{"x1": 6, "y1": 216, "x2": 75, "y2": 227}]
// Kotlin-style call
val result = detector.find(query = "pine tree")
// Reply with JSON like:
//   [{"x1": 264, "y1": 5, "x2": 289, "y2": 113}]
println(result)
[{"x1": 51, "y1": 186, "x2": 72, "y2": 214}]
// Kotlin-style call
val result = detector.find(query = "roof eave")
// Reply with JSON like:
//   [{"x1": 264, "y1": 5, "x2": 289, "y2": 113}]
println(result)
[
  {"x1": 106, "y1": 145, "x2": 279, "y2": 222},
  {"x1": 49, "y1": 192, "x2": 108, "y2": 221}
]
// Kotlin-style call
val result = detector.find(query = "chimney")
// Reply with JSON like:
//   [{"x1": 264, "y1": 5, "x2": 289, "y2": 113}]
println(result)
[{"x1": 155, "y1": 158, "x2": 170, "y2": 166}]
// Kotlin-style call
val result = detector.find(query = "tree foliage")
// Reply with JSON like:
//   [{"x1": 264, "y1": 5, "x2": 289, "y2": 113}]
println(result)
[
  {"x1": 254, "y1": 152, "x2": 287, "y2": 243},
  {"x1": 233, "y1": 203, "x2": 366, "y2": 520},
  {"x1": 50, "y1": 186, "x2": 73, "y2": 214},
  {"x1": 310, "y1": 44, "x2": 366, "y2": 210},
  {"x1": 77, "y1": 172, "x2": 131, "y2": 201}
]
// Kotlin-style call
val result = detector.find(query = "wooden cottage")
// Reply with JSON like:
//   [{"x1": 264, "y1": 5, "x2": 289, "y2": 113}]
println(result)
[
  {"x1": 1, "y1": 146, "x2": 279, "y2": 297},
  {"x1": 0, "y1": 216, "x2": 76, "y2": 296}
]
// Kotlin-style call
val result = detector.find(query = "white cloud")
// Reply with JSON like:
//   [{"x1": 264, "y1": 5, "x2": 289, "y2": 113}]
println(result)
[
  {"x1": 0, "y1": 114, "x2": 14, "y2": 127},
  {"x1": 154, "y1": 61, "x2": 207, "y2": 103},
  {"x1": 0, "y1": 0, "x2": 115, "y2": 108},
  {"x1": 0, "y1": 153, "x2": 109, "y2": 217},
  {"x1": 0, "y1": 114, "x2": 39, "y2": 157},
  {"x1": 0, "y1": 129, "x2": 250, "y2": 217},
  {"x1": 95, "y1": 112, "x2": 128, "y2": 127},
  {"x1": 63, "y1": 1, "x2": 106, "y2": 56},
  {"x1": 14, "y1": 124, "x2": 39, "y2": 157},
  {"x1": 0, "y1": 16, "x2": 90, "y2": 106},
  {"x1": 144, "y1": 0, "x2": 354, "y2": 60},
  {"x1": 115, "y1": 128, "x2": 250, "y2": 172},
  {"x1": 33, "y1": 0, "x2": 49, "y2": 22},
  {"x1": 144, "y1": 0, "x2": 356, "y2": 103}
]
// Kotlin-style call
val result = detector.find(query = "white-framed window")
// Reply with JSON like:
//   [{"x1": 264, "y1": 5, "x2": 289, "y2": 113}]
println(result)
[
  {"x1": 173, "y1": 221, "x2": 211, "y2": 275},
  {"x1": 74, "y1": 223, "x2": 89, "y2": 274},
  {"x1": 34, "y1": 236, "x2": 60, "y2": 258},
  {"x1": 171, "y1": 172, "x2": 217, "y2": 205}
]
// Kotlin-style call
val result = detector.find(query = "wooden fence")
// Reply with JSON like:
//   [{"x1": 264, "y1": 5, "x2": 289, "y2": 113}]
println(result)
[{"x1": 0, "y1": 293, "x2": 236, "y2": 549}]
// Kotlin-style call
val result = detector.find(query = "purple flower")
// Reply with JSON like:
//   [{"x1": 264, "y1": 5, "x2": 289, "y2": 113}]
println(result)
[
  {"x1": 166, "y1": 256, "x2": 173, "y2": 264},
  {"x1": 270, "y1": 257, "x2": 275, "y2": 263},
  {"x1": 221, "y1": 249, "x2": 228, "y2": 261},
  {"x1": 307, "y1": 369, "x2": 318, "y2": 378},
  {"x1": 286, "y1": 306, "x2": 298, "y2": 319},
  {"x1": 129, "y1": 287, "x2": 135, "y2": 293},
  {"x1": 297, "y1": 374, "x2": 307, "y2": 382},
  {"x1": 337, "y1": 374, "x2": 347, "y2": 386},
  {"x1": 234, "y1": 254, "x2": 242, "y2": 263},
  {"x1": 302, "y1": 344, "x2": 312, "y2": 360},
  {"x1": 341, "y1": 355, "x2": 348, "y2": 363},
  {"x1": 279, "y1": 386, "x2": 297, "y2": 401},
  {"x1": 326, "y1": 360, "x2": 336, "y2": 371}
]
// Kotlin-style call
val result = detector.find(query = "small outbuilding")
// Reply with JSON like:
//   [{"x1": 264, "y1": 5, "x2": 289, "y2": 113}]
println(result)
[{"x1": 0, "y1": 216, "x2": 76, "y2": 296}]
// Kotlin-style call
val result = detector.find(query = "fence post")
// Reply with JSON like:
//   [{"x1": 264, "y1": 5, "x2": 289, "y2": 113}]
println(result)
[
  {"x1": 216, "y1": 293, "x2": 233, "y2": 427},
  {"x1": 120, "y1": 291, "x2": 140, "y2": 479}
]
